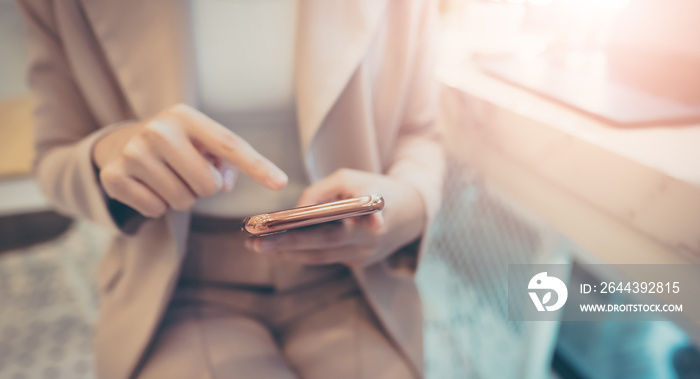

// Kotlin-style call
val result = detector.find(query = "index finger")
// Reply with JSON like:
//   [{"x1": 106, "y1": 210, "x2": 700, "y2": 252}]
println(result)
[{"x1": 174, "y1": 105, "x2": 288, "y2": 190}]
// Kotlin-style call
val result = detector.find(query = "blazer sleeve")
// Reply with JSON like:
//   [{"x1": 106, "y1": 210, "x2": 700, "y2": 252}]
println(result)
[
  {"x1": 17, "y1": 0, "x2": 138, "y2": 233},
  {"x1": 387, "y1": 0, "x2": 445, "y2": 226}
]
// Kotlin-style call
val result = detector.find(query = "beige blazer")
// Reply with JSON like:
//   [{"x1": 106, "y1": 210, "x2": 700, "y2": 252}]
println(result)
[{"x1": 18, "y1": 0, "x2": 444, "y2": 378}]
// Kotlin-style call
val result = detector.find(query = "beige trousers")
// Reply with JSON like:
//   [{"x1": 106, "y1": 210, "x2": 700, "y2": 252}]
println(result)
[
  {"x1": 134, "y1": 221, "x2": 414, "y2": 379},
  {"x1": 135, "y1": 292, "x2": 412, "y2": 379}
]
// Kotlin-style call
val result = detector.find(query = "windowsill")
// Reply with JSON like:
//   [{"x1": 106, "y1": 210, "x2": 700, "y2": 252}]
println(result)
[{"x1": 438, "y1": 52, "x2": 700, "y2": 188}]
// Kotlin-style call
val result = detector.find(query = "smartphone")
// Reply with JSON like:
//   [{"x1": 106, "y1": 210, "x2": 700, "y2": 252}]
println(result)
[{"x1": 242, "y1": 194, "x2": 384, "y2": 236}]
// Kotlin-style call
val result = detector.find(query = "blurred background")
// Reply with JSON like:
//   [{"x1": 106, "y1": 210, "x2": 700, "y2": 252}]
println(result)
[{"x1": 1, "y1": 0, "x2": 699, "y2": 378}]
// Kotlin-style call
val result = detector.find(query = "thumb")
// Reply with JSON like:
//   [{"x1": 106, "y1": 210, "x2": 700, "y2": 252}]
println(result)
[
  {"x1": 218, "y1": 161, "x2": 238, "y2": 192},
  {"x1": 201, "y1": 152, "x2": 237, "y2": 192},
  {"x1": 297, "y1": 173, "x2": 350, "y2": 207}
]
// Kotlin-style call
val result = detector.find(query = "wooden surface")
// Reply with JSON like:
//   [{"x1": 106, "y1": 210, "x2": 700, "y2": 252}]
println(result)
[{"x1": 0, "y1": 96, "x2": 34, "y2": 178}]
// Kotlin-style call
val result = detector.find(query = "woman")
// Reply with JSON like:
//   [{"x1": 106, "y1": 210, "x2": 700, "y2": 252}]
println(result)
[{"x1": 19, "y1": 0, "x2": 444, "y2": 378}]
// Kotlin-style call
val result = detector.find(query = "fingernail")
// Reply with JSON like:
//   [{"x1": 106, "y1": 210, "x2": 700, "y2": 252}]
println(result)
[
  {"x1": 223, "y1": 169, "x2": 236, "y2": 191},
  {"x1": 267, "y1": 167, "x2": 288, "y2": 190},
  {"x1": 210, "y1": 165, "x2": 223, "y2": 189}
]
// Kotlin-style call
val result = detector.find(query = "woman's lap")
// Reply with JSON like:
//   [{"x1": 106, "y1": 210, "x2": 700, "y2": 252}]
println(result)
[{"x1": 135, "y1": 295, "x2": 413, "y2": 379}]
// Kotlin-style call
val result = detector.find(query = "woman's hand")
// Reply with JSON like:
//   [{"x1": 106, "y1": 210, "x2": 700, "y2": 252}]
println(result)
[
  {"x1": 93, "y1": 104, "x2": 288, "y2": 218},
  {"x1": 246, "y1": 169, "x2": 426, "y2": 268}
]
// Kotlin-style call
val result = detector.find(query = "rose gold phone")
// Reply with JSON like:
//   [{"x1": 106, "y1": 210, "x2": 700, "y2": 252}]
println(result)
[{"x1": 242, "y1": 194, "x2": 384, "y2": 236}]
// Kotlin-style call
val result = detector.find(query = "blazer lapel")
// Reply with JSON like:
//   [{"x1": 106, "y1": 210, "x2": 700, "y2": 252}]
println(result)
[
  {"x1": 81, "y1": 0, "x2": 195, "y2": 265},
  {"x1": 295, "y1": 0, "x2": 388, "y2": 153},
  {"x1": 80, "y1": 0, "x2": 195, "y2": 119}
]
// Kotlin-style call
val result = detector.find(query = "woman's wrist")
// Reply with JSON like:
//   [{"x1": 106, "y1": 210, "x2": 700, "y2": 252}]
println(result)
[{"x1": 392, "y1": 176, "x2": 427, "y2": 237}]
